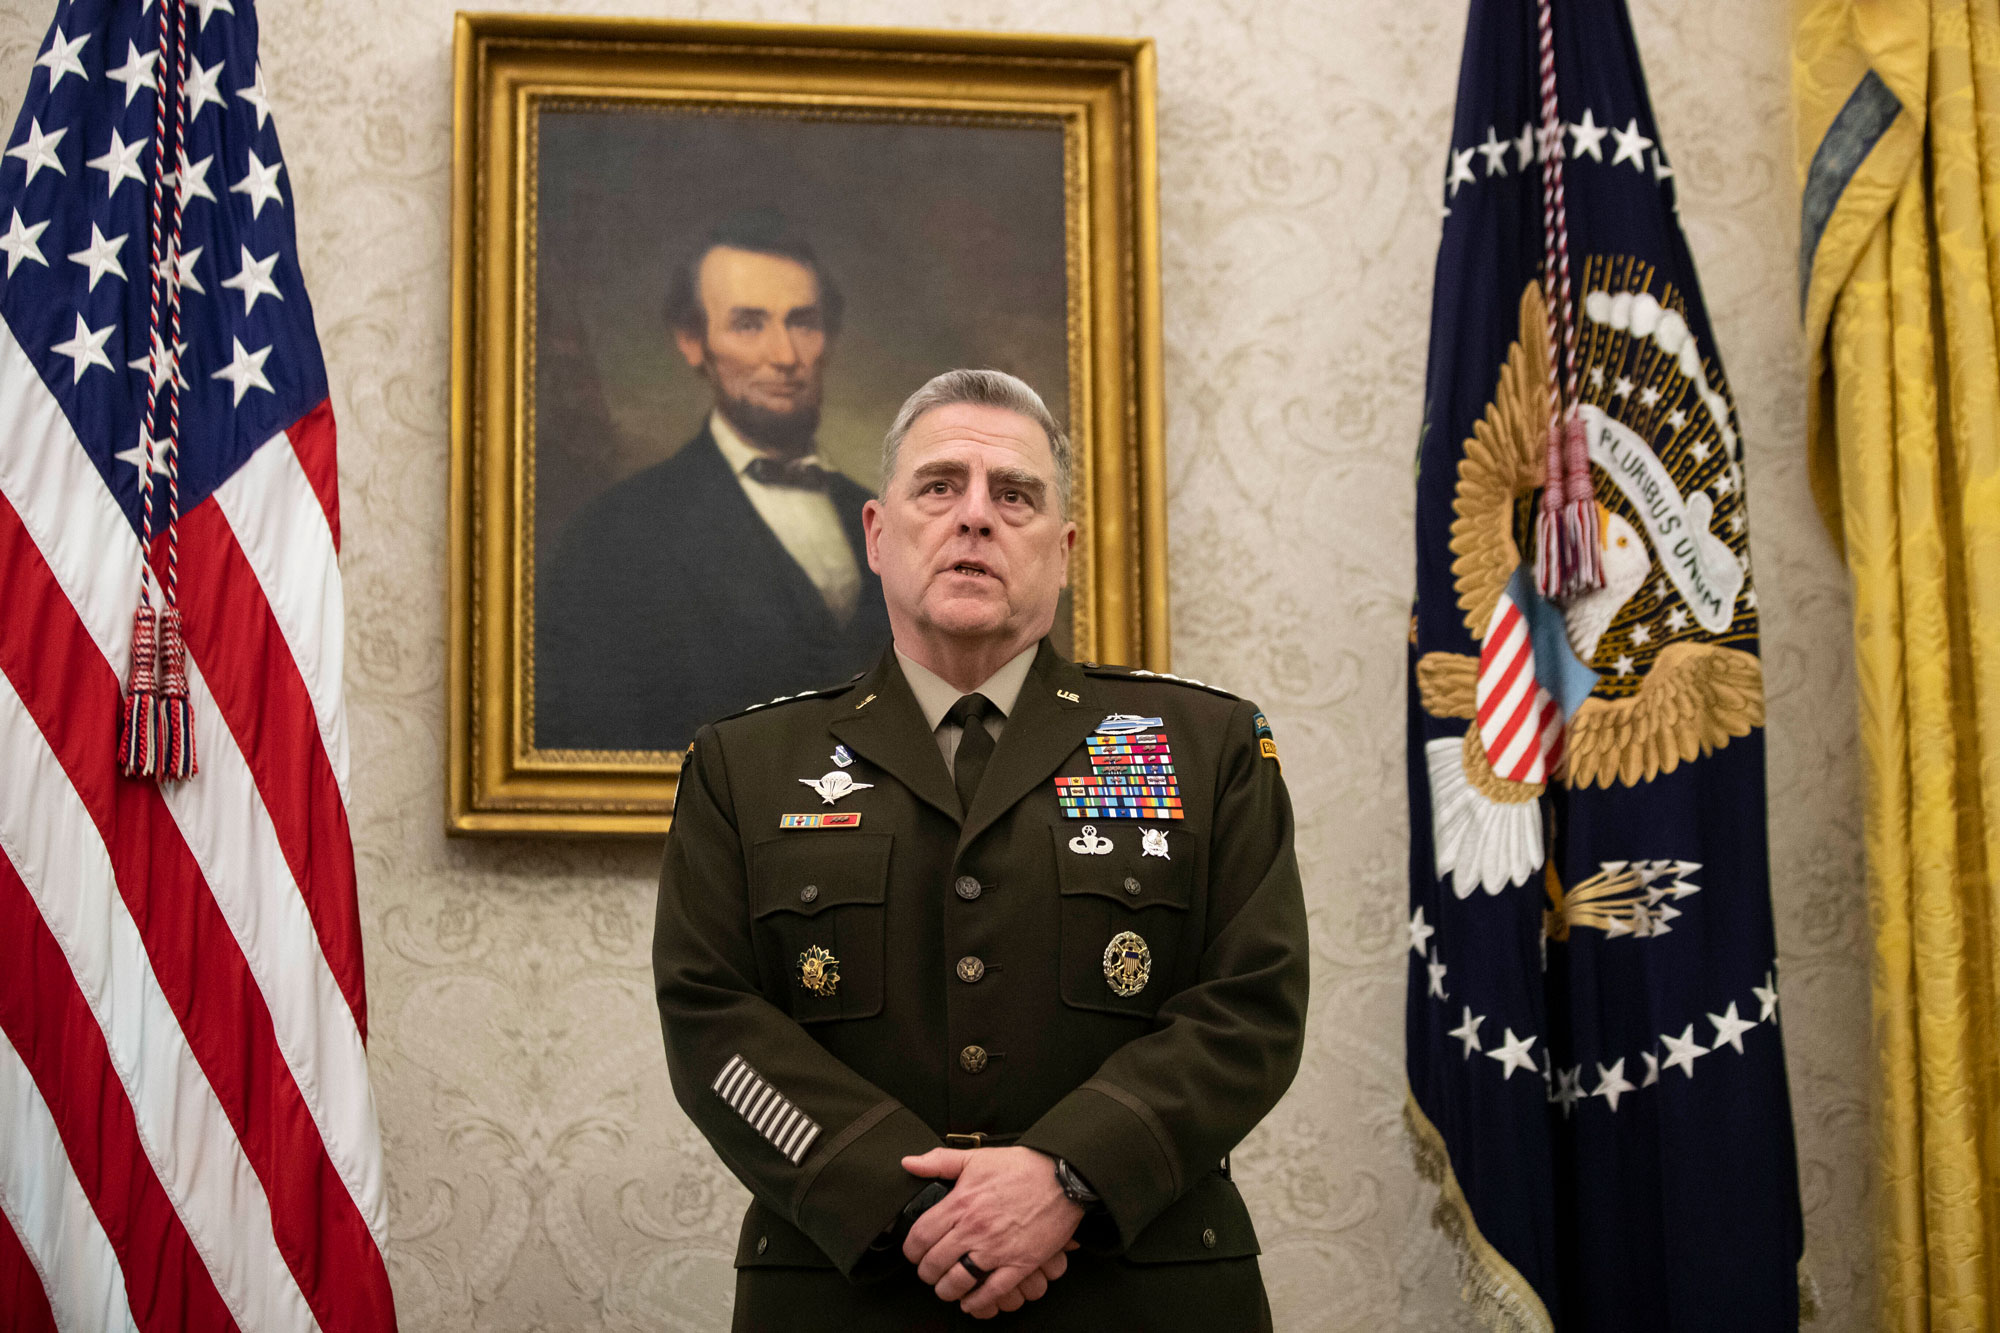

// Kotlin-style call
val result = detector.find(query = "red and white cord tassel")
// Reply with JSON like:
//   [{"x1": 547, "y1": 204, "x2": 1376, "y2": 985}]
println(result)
[
  {"x1": 1530, "y1": 0, "x2": 1604, "y2": 604},
  {"x1": 118, "y1": 0, "x2": 196, "y2": 781}
]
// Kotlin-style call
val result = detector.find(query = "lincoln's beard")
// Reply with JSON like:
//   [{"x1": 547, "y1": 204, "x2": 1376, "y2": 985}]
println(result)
[{"x1": 711, "y1": 373, "x2": 823, "y2": 458}]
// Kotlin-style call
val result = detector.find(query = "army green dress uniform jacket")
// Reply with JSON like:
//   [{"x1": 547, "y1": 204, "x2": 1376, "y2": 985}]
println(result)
[{"x1": 654, "y1": 641, "x2": 1308, "y2": 1330}]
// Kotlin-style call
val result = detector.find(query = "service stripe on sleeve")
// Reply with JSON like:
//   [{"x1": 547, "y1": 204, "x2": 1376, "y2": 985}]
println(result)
[{"x1": 712, "y1": 1056, "x2": 821, "y2": 1165}]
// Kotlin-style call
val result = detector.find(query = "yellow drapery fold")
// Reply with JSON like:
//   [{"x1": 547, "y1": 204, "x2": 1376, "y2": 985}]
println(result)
[{"x1": 1796, "y1": 2, "x2": 2000, "y2": 1328}]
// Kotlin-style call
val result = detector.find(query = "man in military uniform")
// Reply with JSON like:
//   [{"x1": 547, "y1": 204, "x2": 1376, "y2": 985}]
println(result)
[{"x1": 654, "y1": 369, "x2": 1307, "y2": 1328}]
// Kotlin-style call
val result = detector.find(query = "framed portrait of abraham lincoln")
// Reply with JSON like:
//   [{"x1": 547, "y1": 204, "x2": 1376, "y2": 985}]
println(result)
[{"x1": 448, "y1": 15, "x2": 1168, "y2": 835}]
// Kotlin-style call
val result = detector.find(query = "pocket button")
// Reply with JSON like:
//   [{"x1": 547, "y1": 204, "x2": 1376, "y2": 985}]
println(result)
[
  {"x1": 799, "y1": 884, "x2": 819, "y2": 904},
  {"x1": 955, "y1": 875, "x2": 982, "y2": 901},
  {"x1": 1123, "y1": 876, "x2": 1142, "y2": 896}
]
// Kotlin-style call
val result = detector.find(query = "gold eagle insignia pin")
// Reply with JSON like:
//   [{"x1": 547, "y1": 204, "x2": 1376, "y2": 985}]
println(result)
[
  {"x1": 1102, "y1": 931, "x2": 1151, "y2": 997},
  {"x1": 799, "y1": 945, "x2": 840, "y2": 997}
]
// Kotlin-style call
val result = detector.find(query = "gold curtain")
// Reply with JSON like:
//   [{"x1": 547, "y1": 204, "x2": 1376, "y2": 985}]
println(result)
[{"x1": 1795, "y1": 2, "x2": 2000, "y2": 1328}]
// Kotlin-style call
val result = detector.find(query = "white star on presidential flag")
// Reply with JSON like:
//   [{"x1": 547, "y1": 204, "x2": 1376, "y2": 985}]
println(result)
[
  {"x1": 129, "y1": 330, "x2": 189, "y2": 390},
  {"x1": 1664, "y1": 607, "x2": 1690, "y2": 633},
  {"x1": 35, "y1": 25, "x2": 90, "y2": 91},
  {"x1": 1612, "y1": 654, "x2": 1635, "y2": 676},
  {"x1": 1708, "y1": 1002, "x2": 1758, "y2": 1055},
  {"x1": 184, "y1": 53, "x2": 227, "y2": 118},
  {"x1": 88, "y1": 129, "x2": 147, "y2": 198},
  {"x1": 1639, "y1": 384, "x2": 1662, "y2": 407},
  {"x1": 1536, "y1": 121, "x2": 1564, "y2": 161},
  {"x1": 1613, "y1": 375, "x2": 1634, "y2": 398},
  {"x1": 1592, "y1": 1059, "x2": 1637, "y2": 1111},
  {"x1": 0, "y1": 209, "x2": 50, "y2": 276},
  {"x1": 67, "y1": 224, "x2": 128, "y2": 291},
  {"x1": 1426, "y1": 949, "x2": 1449, "y2": 1000},
  {"x1": 1754, "y1": 972, "x2": 1780, "y2": 1023},
  {"x1": 1660, "y1": 1024, "x2": 1707, "y2": 1079},
  {"x1": 1514, "y1": 122, "x2": 1535, "y2": 171},
  {"x1": 51, "y1": 313, "x2": 116, "y2": 382},
  {"x1": 239, "y1": 62, "x2": 274, "y2": 130},
  {"x1": 1654, "y1": 149, "x2": 1675, "y2": 183},
  {"x1": 230, "y1": 150, "x2": 284, "y2": 218},
  {"x1": 212, "y1": 336, "x2": 274, "y2": 404},
  {"x1": 155, "y1": 244, "x2": 204, "y2": 295},
  {"x1": 1477, "y1": 125, "x2": 1510, "y2": 176},
  {"x1": 106, "y1": 40, "x2": 159, "y2": 106},
  {"x1": 1408, "y1": 906, "x2": 1436, "y2": 956},
  {"x1": 1486, "y1": 1028, "x2": 1538, "y2": 1080},
  {"x1": 193, "y1": 0, "x2": 236, "y2": 29},
  {"x1": 1446, "y1": 147, "x2": 1477, "y2": 198},
  {"x1": 1568, "y1": 108, "x2": 1608, "y2": 161},
  {"x1": 1666, "y1": 408, "x2": 1688, "y2": 431},
  {"x1": 1448, "y1": 1006, "x2": 1484, "y2": 1058},
  {"x1": 1642, "y1": 1050, "x2": 1661, "y2": 1087},
  {"x1": 221, "y1": 245, "x2": 282, "y2": 313},
  {"x1": 1554, "y1": 1065, "x2": 1584, "y2": 1117},
  {"x1": 7, "y1": 118, "x2": 67, "y2": 183},
  {"x1": 1610, "y1": 117, "x2": 1654, "y2": 170}
]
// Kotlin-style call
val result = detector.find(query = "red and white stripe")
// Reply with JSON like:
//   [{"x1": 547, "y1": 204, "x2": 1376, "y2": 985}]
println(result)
[
  {"x1": 0, "y1": 316, "x2": 395, "y2": 1329},
  {"x1": 1475, "y1": 593, "x2": 1565, "y2": 785}
]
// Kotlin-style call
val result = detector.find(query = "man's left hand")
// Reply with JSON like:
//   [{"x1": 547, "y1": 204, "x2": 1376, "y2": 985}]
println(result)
[{"x1": 900, "y1": 1146, "x2": 1086, "y2": 1318}]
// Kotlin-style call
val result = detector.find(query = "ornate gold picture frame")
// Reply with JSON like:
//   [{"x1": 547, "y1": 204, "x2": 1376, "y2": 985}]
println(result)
[{"x1": 448, "y1": 14, "x2": 1167, "y2": 835}]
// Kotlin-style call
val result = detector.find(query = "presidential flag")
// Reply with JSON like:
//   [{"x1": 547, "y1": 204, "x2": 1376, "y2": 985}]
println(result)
[
  {"x1": 1406, "y1": 1, "x2": 1803, "y2": 1328},
  {"x1": 0, "y1": 1, "x2": 395, "y2": 1329}
]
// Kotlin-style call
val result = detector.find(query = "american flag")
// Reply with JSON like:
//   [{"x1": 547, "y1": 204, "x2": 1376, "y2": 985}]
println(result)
[{"x1": 0, "y1": 1, "x2": 395, "y2": 1330}]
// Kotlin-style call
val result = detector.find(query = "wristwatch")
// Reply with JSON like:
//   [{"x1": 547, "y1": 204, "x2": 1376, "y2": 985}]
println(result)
[{"x1": 1053, "y1": 1157, "x2": 1102, "y2": 1209}]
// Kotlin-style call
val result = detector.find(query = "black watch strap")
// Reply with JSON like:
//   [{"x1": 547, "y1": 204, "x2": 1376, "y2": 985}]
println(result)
[{"x1": 1054, "y1": 1157, "x2": 1101, "y2": 1208}]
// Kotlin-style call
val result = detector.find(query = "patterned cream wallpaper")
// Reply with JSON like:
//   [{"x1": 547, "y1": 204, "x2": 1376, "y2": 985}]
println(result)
[{"x1": 0, "y1": 0, "x2": 1872, "y2": 1327}]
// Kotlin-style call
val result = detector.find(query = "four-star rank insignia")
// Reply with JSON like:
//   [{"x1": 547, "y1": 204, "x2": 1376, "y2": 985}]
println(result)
[
  {"x1": 1103, "y1": 931, "x2": 1152, "y2": 997},
  {"x1": 799, "y1": 945, "x2": 840, "y2": 997}
]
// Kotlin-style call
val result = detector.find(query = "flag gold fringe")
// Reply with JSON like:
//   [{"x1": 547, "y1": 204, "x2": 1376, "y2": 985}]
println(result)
[
  {"x1": 1407, "y1": 1090, "x2": 1819, "y2": 1328},
  {"x1": 1403, "y1": 1091, "x2": 1553, "y2": 1333}
]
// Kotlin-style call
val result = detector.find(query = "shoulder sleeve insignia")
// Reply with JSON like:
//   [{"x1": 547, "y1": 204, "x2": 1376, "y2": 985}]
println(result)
[{"x1": 1252, "y1": 710, "x2": 1279, "y2": 764}]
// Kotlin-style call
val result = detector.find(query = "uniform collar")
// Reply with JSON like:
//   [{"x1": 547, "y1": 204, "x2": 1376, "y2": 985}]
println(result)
[
  {"x1": 829, "y1": 640, "x2": 1092, "y2": 838},
  {"x1": 895, "y1": 642, "x2": 1039, "y2": 731}
]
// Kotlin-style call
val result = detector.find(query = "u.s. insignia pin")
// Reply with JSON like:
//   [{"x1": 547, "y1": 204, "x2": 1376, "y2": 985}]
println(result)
[
  {"x1": 799, "y1": 945, "x2": 840, "y2": 997},
  {"x1": 1102, "y1": 931, "x2": 1151, "y2": 997}
]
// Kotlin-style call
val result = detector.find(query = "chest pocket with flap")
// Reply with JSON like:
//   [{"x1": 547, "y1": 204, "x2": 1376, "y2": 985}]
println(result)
[
  {"x1": 749, "y1": 832, "x2": 891, "y2": 1023},
  {"x1": 1050, "y1": 825, "x2": 1194, "y2": 1017}
]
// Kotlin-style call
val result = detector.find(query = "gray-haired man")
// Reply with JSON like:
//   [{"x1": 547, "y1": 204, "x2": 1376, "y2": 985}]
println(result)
[{"x1": 654, "y1": 370, "x2": 1308, "y2": 1329}]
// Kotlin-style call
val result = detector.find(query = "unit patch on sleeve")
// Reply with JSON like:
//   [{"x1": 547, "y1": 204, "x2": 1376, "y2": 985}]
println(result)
[
  {"x1": 712, "y1": 1054, "x2": 821, "y2": 1165},
  {"x1": 1253, "y1": 711, "x2": 1280, "y2": 765},
  {"x1": 1058, "y1": 724, "x2": 1184, "y2": 820}
]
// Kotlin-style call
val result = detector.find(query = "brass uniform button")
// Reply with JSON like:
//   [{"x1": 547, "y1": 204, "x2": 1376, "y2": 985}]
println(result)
[
  {"x1": 959, "y1": 1044, "x2": 988, "y2": 1073},
  {"x1": 799, "y1": 884, "x2": 819, "y2": 904},
  {"x1": 1123, "y1": 876, "x2": 1142, "y2": 896},
  {"x1": 757, "y1": 1236, "x2": 769, "y2": 1255},
  {"x1": 1201, "y1": 1228, "x2": 1217, "y2": 1249},
  {"x1": 956, "y1": 956, "x2": 985, "y2": 984},
  {"x1": 955, "y1": 875, "x2": 982, "y2": 901}
]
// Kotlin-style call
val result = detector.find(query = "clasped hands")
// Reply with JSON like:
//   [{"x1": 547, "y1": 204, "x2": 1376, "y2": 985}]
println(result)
[{"x1": 899, "y1": 1146, "x2": 1085, "y2": 1319}]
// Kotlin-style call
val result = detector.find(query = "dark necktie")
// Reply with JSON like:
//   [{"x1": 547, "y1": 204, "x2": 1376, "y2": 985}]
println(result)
[
  {"x1": 743, "y1": 455, "x2": 832, "y2": 491},
  {"x1": 947, "y1": 694, "x2": 999, "y2": 814}
]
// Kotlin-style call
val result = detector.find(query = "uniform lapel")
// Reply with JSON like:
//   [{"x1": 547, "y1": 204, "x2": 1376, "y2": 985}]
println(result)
[
  {"x1": 827, "y1": 649, "x2": 960, "y2": 823},
  {"x1": 959, "y1": 642, "x2": 1093, "y2": 851}
]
